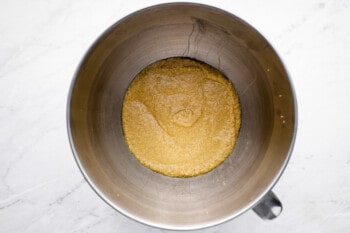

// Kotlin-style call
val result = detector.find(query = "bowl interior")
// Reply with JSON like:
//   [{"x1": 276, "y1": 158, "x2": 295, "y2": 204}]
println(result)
[{"x1": 68, "y1": 3, "x2": 296, "y2": 230}]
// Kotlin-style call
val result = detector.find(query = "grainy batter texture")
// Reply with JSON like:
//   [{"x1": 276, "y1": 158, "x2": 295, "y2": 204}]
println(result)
[{"x1": 122, "y1": 58, "x2": 241, "y2": 177}]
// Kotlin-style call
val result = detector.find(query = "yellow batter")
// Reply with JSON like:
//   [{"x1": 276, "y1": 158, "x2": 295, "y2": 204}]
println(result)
[{"x1": 122, "y1": 57, "x2": 241, "y2": 177}]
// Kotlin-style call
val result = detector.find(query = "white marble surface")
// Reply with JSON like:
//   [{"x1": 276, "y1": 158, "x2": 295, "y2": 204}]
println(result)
[{"x1": 1, "y1": 0, "x2": 350, "y2": 232}]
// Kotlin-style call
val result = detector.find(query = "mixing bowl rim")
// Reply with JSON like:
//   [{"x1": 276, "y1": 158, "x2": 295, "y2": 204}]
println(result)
[{"x1": 66, "y1": 2, "x2": 298, "y2": 230}]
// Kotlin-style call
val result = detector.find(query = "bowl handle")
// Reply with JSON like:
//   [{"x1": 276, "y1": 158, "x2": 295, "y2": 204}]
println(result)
[{"x1": 253, "y1": 191, "x2": 282, "y2": 220}]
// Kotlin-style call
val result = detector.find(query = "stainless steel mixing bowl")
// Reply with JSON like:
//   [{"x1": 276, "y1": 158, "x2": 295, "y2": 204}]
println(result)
[{"x1": 67, "y1": 3, "x2": 297, "y2": 230}]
